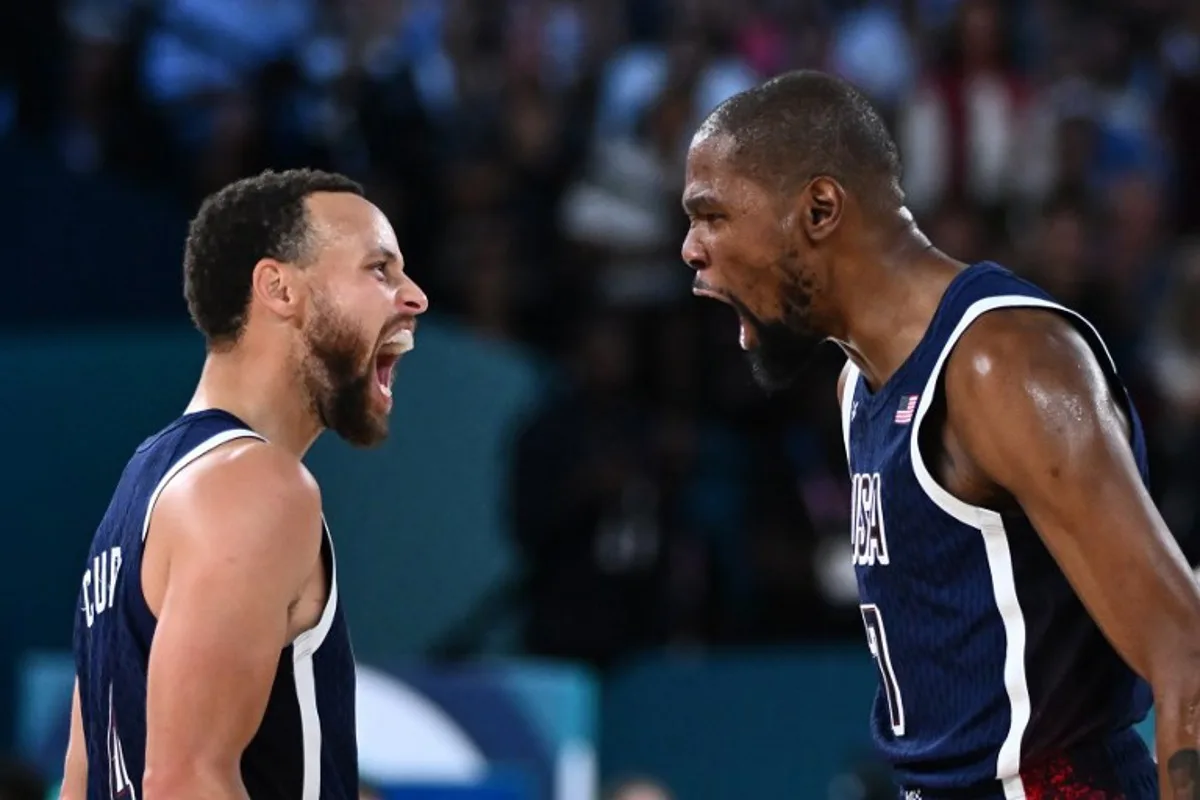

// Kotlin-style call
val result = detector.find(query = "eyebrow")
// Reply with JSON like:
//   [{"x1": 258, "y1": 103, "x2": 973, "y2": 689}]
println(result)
[
  {"x1": 681, "y1": 190, "x2": 720, "y2": 214},
  {"x1": 370, "y1": 246, "x2": 401, "y2": 264}
]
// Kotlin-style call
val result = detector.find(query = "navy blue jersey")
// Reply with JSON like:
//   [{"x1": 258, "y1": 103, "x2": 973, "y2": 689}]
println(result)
[
  {"x1": 72, "y1": 409, "x2": 358, "y2": 800},
  {"x1": 841, "y1": 263, "x2": 1157, "y2": 798}
]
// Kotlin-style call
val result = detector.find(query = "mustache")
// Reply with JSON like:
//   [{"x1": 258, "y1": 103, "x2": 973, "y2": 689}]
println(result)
[{"x1": 378, "y1": 314, "x2": 419, "y2": 344}]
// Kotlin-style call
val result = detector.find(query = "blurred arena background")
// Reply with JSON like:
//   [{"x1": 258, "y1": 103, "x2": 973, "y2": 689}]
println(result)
[{"x1": 2, "y1": 0, "x2": 1200, "y2": 797}]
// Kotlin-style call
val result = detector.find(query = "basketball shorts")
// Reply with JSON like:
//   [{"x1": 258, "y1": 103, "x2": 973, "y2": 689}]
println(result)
[{"x1": 897, "y1": 727, "x2": 1158, "y2": 799}]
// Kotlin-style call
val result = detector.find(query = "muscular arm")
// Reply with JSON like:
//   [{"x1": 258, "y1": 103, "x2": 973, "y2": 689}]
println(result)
[
  {"x1": 141, "y1": 442, "x2": 323, "y2": 800},
  {"x1": 945, "y1": 310, "x2": 1200, "y2": 798},
  {"x1": 59, "y1": 679, "x2": 86, "y2": 800}
]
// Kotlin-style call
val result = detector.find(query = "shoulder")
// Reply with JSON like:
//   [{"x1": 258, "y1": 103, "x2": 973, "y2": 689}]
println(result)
[
  {"x1": 153, "y1": 439, "x2": 322, "y2": 568},
  {"x1": 944, "y1": 306, "x2": 1108, "y2": 406},
  {"x1": 941, "y1": 307, "x2": 1126, "y2": 473}
]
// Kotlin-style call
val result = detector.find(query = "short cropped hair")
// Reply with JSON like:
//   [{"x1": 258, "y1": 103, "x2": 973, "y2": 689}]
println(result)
[
  {"x1": 183, "y1": 168, "x2": 365, "y2": 346},
  {"x1": 699, "y1": 70, "x2": 902, "y2": 208}
]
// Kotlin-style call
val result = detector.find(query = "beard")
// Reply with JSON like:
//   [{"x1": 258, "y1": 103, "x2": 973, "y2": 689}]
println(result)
[
  {"x1": 301, "y1": 295, "x2": 389, "y2": 447},
  {"x1": 727, "y1": 291, "x2": 824, "y2": 393}
]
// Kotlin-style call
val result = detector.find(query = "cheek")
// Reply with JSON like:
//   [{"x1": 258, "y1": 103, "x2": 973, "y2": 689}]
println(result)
[{"x1": 720, "y1": 239, "x2": 791, "y2": 316}]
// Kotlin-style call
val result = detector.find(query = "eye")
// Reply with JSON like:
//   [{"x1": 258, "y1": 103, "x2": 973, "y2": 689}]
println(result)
[{"x1": 371, "y1": 262, "x2": 389, "y2": 280}]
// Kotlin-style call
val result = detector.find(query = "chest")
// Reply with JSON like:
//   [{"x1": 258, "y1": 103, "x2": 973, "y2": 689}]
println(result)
[{"x1": 846, "y1": 389, "x2": 999, "y2": 583}]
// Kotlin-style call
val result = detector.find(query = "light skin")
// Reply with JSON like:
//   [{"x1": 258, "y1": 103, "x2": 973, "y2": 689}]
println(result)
[
  {"x1": 60, "y1": 191, "x2": 428, "y2": 800},
  {"x1": 683, "y1": 130, "x2": 1200, "y2": 798}
]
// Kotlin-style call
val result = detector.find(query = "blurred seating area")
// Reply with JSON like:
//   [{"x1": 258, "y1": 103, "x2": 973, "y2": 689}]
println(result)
[
  {"x1": 3, "y1": 0, "x2": 1200, "y2": 794},
  {"x1": 5, "y1": 0, "x2": 1200, "y2": 672}
]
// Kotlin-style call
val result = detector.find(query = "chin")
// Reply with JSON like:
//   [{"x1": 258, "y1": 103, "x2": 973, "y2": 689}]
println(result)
[
  {"x1": 337, "y1": 425, "x2": 388, "y2": 449},
  {"x1": 745, "y1": 338, "x2": 820, "y2": 392},
  {"x1": 325, "y1": 403, "x2": 391, "y2": 448},
  {"x1": 747, "y1": 353, "x2": 802, "y2": 392}
]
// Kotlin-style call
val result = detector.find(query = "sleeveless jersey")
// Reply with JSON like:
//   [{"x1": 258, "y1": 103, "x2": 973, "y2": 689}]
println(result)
[
  {"x1": 72, "y1": 409, "x2": 358, "y2": 800},
  {"x1": 840, "y1": 263, "x2": 1155, "y2": 797}
]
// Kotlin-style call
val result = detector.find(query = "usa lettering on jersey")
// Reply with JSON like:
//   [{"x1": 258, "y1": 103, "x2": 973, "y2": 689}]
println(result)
[
  {"x1": 851, "y1": 472, "x2": 890, "y2": 566},
  {"x1": 81, "y1": 546, "x2": 123, "y2": 628},
  {"x1": 850, "y1": 472, "x2": 907, "y2": 736}
]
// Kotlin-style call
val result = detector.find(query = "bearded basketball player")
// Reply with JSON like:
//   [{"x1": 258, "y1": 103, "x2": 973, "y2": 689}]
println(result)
[
  {"x1": 683, "y1": 71, "x2": 1200, "y2": 800},
  {"x1": 61, "y1": 168, "x2": 428, "y2": 799}
]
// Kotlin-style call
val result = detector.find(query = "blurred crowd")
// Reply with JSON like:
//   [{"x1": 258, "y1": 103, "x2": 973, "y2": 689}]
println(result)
[{"x1": 5, "y1": 0, "x2": 1200, "y2": 670}]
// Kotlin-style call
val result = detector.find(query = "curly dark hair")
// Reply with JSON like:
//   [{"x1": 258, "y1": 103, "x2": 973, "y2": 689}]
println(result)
[{"x1": 183, "y1": 168, "x2": 365, "y2": 347}]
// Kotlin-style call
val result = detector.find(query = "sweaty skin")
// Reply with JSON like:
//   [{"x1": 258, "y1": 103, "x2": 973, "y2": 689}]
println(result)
[{"x1": 840, "y1": 307, "x2": 1200, "y2": 798}]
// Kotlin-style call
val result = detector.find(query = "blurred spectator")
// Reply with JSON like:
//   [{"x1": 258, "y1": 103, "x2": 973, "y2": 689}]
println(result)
[
  {"x1": 4, "y1": 0, "x2": 1199, "y2": 663},
  {"x1": 140, "y1": 0, "x2": 317, "y2": 194},
  {"x1": 899, "y1": 0, "x2": 1029, "y2": 215},
  {"x1": 561, "y1": 84, "x2": 692, "y2": 309},
  {"x1": 509, "y1": 312, "x2": 720, "y2": 666},
  {"x1": 1146, "y1": 243, "x2": 1200, "y2": 566},
  {"x1": 1163, "y1": 0, "x2": 1200, "y2": 235},
  {"x1": 828, "y1": 0, "x2": 917, "y2": 114},
  {"x1": 58, "y1": 0, "x2": 141, "y2": 173},
  {"x1": 591, "y1": 6, "x2": 757, "y2": 141},
  {"x1": 1019, "y1": 193, "x2": 1098, "y2": 310}
]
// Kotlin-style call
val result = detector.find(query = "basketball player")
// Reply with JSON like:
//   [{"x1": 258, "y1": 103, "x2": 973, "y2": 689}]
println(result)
[
  {"x1": 682, "y1": 71, "x2": 1200, "y2": 799},
  {"x1": 60, "y1": 168, "x2": 428, "y2": 799}
]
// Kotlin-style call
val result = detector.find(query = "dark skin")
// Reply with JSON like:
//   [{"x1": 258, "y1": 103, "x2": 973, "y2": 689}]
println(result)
[{"x1": 682, "y1": 131, "x2": 1200, "y2": 797}]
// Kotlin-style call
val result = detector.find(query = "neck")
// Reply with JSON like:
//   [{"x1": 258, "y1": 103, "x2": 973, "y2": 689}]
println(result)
[
  {"x1": 830, "y1": 219, "x2": 965, "y2": 391},
  {"x1": 185, "y1": 342, "x2": 322, "y2": 458}
]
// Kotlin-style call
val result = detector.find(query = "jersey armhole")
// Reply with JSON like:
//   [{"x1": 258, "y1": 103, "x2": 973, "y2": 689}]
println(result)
[
  {"x1": 839, "y1": 360, "x2": 861, "y2": 466},
  {"x1": 291, "y1": 518, "x2": 339, "y2": 658},
  {"x1": 908, "y1": 295, "x2": 1128, "y2": 527}
]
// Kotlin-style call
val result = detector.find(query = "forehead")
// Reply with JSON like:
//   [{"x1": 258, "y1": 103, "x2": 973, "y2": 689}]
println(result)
[
  {"x1": 305, "y1": 192, "x2": 399, "y2": 257},
  {"x1": 682, "y1": 132, "x2": 772, "y2": 212}
]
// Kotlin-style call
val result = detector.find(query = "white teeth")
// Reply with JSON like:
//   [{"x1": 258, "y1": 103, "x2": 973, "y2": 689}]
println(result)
[{"x1": 385, "y1": 329, "x2": 414, "y2": 353}]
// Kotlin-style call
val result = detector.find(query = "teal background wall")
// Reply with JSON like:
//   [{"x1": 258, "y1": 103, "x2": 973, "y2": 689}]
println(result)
[
  {"x1": 13, "y1": 646, "x2": 1161, "y2": 800},
  {"x1": 0, "y1": 322, "x2": 545, "y2": 742},
  {"x1": 0, "y1": 318, "x2": 1161, "y2": 797}
]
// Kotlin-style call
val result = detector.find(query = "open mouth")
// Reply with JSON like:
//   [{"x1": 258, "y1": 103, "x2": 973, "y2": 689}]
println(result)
[
  {"x1": 693, "y1": 286, "x2": 754, "y2": 351},
  {"x1": 373, "y1": 328, "x2": 415, "y2": 400},
  {"x1": 374, "y1": 352, "x2": 399, "y2": 398}
]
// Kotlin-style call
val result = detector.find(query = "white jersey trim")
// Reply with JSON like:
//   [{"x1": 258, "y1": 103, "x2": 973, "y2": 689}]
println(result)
[
  {"x1": 907, "y1": 293, "x2": 1119, "y2": 797},
  {"x1": 140, "y1": 428, "x2": 265, "y2": 542},
  {"x1": 292, "y1": 515, "x2": 339, "y2": 800},
  {"x1": 141, "y1": 425, "x2": 338, "y2": 800},
  {"x1": 839, "y1": 360, "x2": 861, "y2": 466}
]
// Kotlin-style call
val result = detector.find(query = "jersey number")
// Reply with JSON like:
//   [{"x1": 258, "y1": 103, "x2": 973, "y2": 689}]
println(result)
[{"x1": 860, "y1": 603, "x2": 906, "y2": 736}]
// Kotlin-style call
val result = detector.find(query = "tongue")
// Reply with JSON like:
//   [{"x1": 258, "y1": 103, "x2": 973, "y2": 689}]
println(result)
[{"x1": 375, "y1": 359, "x2": 392, "y2": 393}]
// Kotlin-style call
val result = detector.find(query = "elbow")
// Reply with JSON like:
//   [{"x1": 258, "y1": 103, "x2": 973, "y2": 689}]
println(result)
[
  {"x1": 141, "y1": 768, "x2": 189, "y2": 800},
  {"x1": 142, "y1": 761, "x2": 243, "y2": 800},
  {"x1": 1147, "y1": 648, "x2": 1200, "y2": 709}
]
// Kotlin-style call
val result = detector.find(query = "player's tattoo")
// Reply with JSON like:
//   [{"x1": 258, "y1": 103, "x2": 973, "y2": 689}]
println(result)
[{"x1": 1167, "y1": 749, "x2": 1200, "y2": 799}]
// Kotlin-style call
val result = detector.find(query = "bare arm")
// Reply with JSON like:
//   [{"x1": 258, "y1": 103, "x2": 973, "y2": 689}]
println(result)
[
  {"x1": 141, "y1": 442, "x2": 323, "y2": 800},
  {"x1": 59, "y1": 679, "x2": 86, "y2": 800},
  {"x1": 946, "y1": 310, "x2": 1200, "y2": 798}
]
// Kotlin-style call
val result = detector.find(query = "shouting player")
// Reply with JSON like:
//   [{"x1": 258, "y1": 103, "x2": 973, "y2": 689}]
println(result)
[
  {"x1": 62, "y1": 169, "x2": 428, "y2": 799},
  {"x1": 683, "y1": 71, "x2": 1200, "y2": 799}
]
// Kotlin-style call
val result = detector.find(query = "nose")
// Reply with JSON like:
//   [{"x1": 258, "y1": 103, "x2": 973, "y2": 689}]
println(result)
[
  {"x1": 681, "y1": 228, "x2": 707, "y2": 272},
  {"x1": 397, "y1": 274, "x2": 429, "y2": 315}
]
